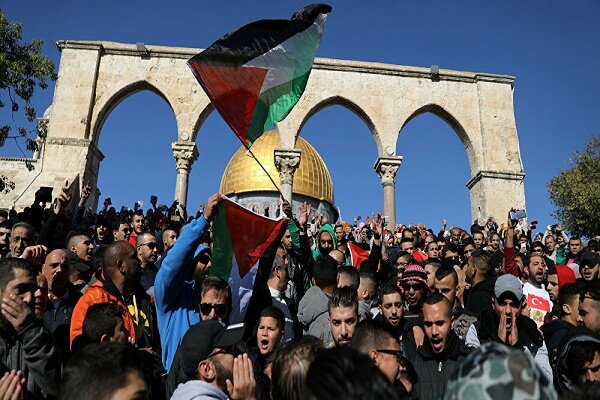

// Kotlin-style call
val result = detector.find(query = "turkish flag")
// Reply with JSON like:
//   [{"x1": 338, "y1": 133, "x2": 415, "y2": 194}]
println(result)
[
  {"x1": 348, "y1": 242, "x2": 370, "y2": 269},
  {"x1": 527, "y1": 293, "x2": 551, "y2": 312}
]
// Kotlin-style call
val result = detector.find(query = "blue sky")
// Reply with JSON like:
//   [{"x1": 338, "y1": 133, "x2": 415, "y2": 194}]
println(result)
[{"x1": 2, "y1": 1, "x2": 598, "y2": 232}]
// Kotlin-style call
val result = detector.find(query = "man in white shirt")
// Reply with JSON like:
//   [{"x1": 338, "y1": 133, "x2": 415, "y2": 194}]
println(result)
[{"x1": 523, "y1": 255, "x2": 553, "y2": 327}]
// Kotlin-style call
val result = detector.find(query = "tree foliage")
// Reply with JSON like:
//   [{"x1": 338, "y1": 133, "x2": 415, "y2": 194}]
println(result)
[
  {"x1": 0, "y1": 9, "x2": 56, "y2": 193},
  {"x1": 547, "y1": 136, "x2": 600, "y2": 238}
]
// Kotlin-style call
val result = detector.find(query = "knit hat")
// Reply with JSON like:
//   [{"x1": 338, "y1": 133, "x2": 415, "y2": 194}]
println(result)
[{"x1": 398, "y1": 264, "x2": 429, "y2": 291}]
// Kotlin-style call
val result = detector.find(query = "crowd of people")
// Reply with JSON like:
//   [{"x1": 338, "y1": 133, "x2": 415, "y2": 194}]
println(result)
[{"x1": 0, "y1": 179, "x2": 599, "y2": 400}]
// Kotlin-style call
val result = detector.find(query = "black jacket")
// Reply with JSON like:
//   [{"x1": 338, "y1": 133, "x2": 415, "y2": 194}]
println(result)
[
  {"x1": 540, "y1": 318, "x2": 575, "y2": 364},
  {"x1": 0, "y1": 322, "x2": 62, "y2": 399},
  {"x1": 411, "y1": 331, "x2": 470, "y2": 400},
  {"x1": 465, "y1": 277, "x2": 496, "y2": 317}
]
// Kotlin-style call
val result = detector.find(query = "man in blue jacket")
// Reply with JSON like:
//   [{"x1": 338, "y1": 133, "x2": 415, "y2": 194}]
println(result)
[{"x1": 154, "y1": 194, "x2": 221, "y2": 370}]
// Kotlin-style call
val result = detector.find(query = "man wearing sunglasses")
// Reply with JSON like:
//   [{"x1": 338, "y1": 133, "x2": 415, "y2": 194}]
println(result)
[
  {"x1": 155, "y1": 194, "x2": 222, "y2": 371},
  {"x1": 136, "y1": 232, "x2": 159, "y2": 293}
]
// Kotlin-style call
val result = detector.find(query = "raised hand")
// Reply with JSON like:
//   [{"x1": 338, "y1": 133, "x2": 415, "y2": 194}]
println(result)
[
  {"x1": 1, "y1": 294, "x2": 35, "y2": 333},
  {"x1": 78, "y1": 182, "x2": 91, "y2": 207},
  {"x1": 0, "y1": 370, "x2": 26, "y2": 400},
  {"x1": 298, "y1": 202, "x2": 311, "y2": 228},
  {"x1": 226, "y1": 354, "x2": 256, "y2": 400},
  {"x1": 20, "y1": 245, "x2": 47, "y2": 266},
  {"x1": 54, "y1": 180, "x2": 72, "y2": 215},
  {"x1": 281, "y1": 199, "x2": 293, "y2": 219},
  {"x1": 203, "y1": 194, "x2": 222, "y2": 222}
]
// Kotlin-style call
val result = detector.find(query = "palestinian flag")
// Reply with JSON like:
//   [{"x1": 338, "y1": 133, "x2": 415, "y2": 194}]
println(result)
[
  {"x1": 211, "y1": 196, "x2": 289, "y2": 326},
  {"x1": 188, "y1": 4, "x2": 332, "y2": 147},
  {"x1": 348, "y1": 241, "x2": 370, "y2": 269}
]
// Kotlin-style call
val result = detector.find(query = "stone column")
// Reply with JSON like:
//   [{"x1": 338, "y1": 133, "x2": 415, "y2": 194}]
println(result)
[
  {"x1": 466, "y1": 170, "x2": 526, "y2": 224},
  {"x1": 274, "y1": 148, "x2": 302, "y2": 202},
  {"x1": 171, "y1": 142, "x2": 199, "y2": 207},
  {"x1": 374, "y1": 156, "x2": 403, "y2": 229}
]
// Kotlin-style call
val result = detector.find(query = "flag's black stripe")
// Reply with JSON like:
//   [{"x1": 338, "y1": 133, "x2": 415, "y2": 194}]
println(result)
[{"x1": 189, "y1": 4, "x2": 331, "y2": 68}]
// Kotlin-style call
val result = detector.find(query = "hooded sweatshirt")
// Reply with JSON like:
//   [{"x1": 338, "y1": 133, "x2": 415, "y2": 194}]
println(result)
[
  {"x1": 297, "y1": 286, "x2": 332, "y2": 343},
  {"x1": 171, "y1": 380, "x2": 229, "y2": 400},
  {"x1": 155, "y1": 215, "x2": 210, "y2": 371},
  {"x1": 311, "y1": 224, "x2": 337, "y2": 260}
]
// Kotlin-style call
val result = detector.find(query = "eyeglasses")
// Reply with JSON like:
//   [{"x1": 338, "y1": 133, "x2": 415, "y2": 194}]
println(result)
[
  {"x1": 138, "y1": 242, "x2": 157, "y2": 250},
  {"x1": 376, "y1": 349, "x2": 403, "y2": 362},
  {"x1": 200, "y1": 303, "x2": 228, "y2": 316}
]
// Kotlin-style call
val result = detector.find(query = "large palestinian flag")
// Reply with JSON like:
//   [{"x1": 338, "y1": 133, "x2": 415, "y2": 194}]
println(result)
[
  {"x1": 210, "y1": 196, "x2": 289, "y2": 325},
  {"x1": 188, "y1": 4, "x2": 332, "y2": 147}
]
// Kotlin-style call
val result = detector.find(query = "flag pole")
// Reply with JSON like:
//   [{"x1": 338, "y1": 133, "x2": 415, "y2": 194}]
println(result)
[{"x1": 244, "y1": 144, "x2": 284, "y2": 199}]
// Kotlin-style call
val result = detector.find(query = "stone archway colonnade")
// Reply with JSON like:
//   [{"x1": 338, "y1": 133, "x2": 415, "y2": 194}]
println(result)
[{"x1": 0, "y1": 41, "x2": 526, "y2": 227}]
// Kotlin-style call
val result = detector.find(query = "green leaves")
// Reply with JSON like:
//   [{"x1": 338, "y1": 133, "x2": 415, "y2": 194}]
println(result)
[
  {"x1": 547, "y1": 136, "x2": 600, "y2": 238},
  {"x1": 0, "y1": 9, "x2": 56, "y2": 192}
]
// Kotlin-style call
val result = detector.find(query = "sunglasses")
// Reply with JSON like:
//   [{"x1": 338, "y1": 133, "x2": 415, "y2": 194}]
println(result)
[
  {"x1": 200, "y1": 303, "x2": 228, "y2": 316},
  {"x1": 376, "y1": 348, "x2": 403, "y2": 362},
  {"x1": 138, "y1": 242, "x2": 158, "y2": 250}
]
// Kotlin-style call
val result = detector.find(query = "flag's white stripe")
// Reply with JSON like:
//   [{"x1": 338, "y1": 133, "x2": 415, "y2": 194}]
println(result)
[
  {"x1": 243, "y1": 13, "x2": 327, "y2": 94},
  {"x1": 227, "y1": 254, "x2": 259, "y2": 325}
]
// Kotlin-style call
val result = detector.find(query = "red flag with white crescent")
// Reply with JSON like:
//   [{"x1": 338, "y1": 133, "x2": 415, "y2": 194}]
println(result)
[{"x1": 527, "y1": 293, "x2": 551, "y2": 312}]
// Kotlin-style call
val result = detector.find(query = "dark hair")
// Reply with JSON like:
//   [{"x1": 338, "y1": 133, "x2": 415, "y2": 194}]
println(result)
[
  {"x1": 260, "y1": 306, "x2": 285, "y2": 331},
  {"x1": 59, "y1": 342, "x2": 144, "y2": 400},
  {"x1": 350, "y1": 319, "x2": 398, "y2": 354},
  {"x1": 65, "y1": 229, "x2": 91, "y2": 249},
  {"x1": 377, "y1": 280, "x2": 401, "y2": 304},
  {"x1": 400, "y1": 237, "x2": 413, "y2": 245},
  {"x1": 423, "y1": 293, "x2": 452, "y2": 318},
  {"x1": 425, "y1": 241, "x2": 438, "y2": 252},
  {"x1": 580, "y1": 280, "x2": 600, "y2": 305},
  {"x1": 270, "y1": 336, "x2": 324, "y2": 400},
  {"x1": 314, "y1": 255, "x2": 338, "y2": 289},
  {"x1": 338, "y1": 265, "x2": 359, "y2": 290},
  {"x1": 0, "y1": 220, "x2": 11, "y2": 230},
  {"x1": 434, "y1": 265, "x2": 458, "y2": 286},
  {"x1": 81, "y1": 303, "x2": 124, "y2": 344},
  {"x1": 307, "y1": 347, "x2": 400, "y2": 400},
  {"x1": 200, "y1": 276, "x2": 231, "y2": 304},
  {"x1": 444, "y1": 243, "x2": 459, "y2": 255},
  {"x1": 566, "y1": 341, "x2": 600, "y2": 385},
  {"x1": 531, "y1": 240, "x2": 545, "y2": 252},
  {"x1": 328, "y1": 286, "x2": 358, "y2": 314},
  {"x1": 470, "y1": 249, "x2": 492, "y2": 277},
  {"x1": 0, "y1": 258, "x2": 37, "y2": 291}
]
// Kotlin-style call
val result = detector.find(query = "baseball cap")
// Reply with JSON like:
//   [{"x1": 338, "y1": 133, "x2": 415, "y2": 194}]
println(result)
[
  {"x1": 168, "y1": 320, "x2": 244, "y2": 388},
  {"x1": 494, "y1": 274, "x2": 523, "y2": 302},
  {"x1": 579, "y1": 251, "x2": 600, "y2": 270}
]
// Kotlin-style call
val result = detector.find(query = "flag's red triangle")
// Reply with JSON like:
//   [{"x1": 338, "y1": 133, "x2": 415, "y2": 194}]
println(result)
[
  {"x1": 223, "y1": 199, "x2": 287, "y2": 278},
  {"x1": 348, "y1": 241, "x2": 370, "y2": 269},
  {"x1": 189, "y1": 63, "x2": 268, "y2": 146}
]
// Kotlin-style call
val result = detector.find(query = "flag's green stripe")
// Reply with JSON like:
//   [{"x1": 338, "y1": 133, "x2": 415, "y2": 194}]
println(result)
[
  {"x1": 244, "y1": 20, "x2": 322, "y2": 93},
  {"x1": 210, "y1": 208, "x2": 234, "y2": 280},
  {"x1": 247, "y1": 71, "x2": 311, "y2": 140}
]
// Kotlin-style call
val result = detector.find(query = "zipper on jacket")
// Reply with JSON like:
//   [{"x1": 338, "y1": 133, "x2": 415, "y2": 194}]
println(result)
[{"x1": 438, "y1": 361, "x2": 442, "y2": 372}]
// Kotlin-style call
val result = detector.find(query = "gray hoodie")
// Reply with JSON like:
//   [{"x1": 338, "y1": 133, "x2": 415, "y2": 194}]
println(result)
[
  {"x1": 171, "y1": 380, "x2": 229, "y2": 400},
  {"x1": 297, "y1": 286, "x2": 332, "y2": 343}
]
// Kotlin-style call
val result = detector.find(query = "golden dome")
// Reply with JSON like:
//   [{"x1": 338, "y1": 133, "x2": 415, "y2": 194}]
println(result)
[{"x1": 220, "y1": 131, "x2": 334, "y2": 204}]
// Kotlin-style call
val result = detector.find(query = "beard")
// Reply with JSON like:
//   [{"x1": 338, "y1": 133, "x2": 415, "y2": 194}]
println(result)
[{"x1": 212, "y1": 357, "x2": 233, "y2": 396}]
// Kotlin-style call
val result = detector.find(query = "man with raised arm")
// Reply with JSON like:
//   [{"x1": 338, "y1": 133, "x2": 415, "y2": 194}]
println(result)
[{"x1": 154, "y1": 193, "x2": 221, "y2": 371}]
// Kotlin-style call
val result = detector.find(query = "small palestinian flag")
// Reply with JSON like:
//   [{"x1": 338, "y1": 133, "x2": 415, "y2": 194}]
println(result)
[
  {"x1": 211, "y1": 196, "x2": 289, "y2": 325},
  {"x1": 348, "y1": 241, "x2": 370, "y2": 269},
  {"x1": 188, "y1": 4, "x2": 332, "y2": 148}
]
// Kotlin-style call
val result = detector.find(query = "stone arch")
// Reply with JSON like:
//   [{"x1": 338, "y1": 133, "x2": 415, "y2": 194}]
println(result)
[
  {"x1": 91, "y1": 80, "x2": 176, "y2": 145},
  {"x1": 400, "y1": 103, "x2": 479, "y2": 175},
  {"x1": 290, "y1": 95, "x2": 382, "y2": 154},
  {"x1": 190, "y1": 102, "x2": 216, "y2": 142}
]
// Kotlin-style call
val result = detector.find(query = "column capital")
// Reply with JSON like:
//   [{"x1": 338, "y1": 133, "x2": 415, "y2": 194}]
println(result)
[
  {"x1": 274, "y1": 148, "x2": 302, "y2": 185},
  {"x1": 172, "y1": 141, "x2": 199, "y2": 171},
  {"x1": 374, "y1": 156, "x2": 403, "y2": 187}
]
